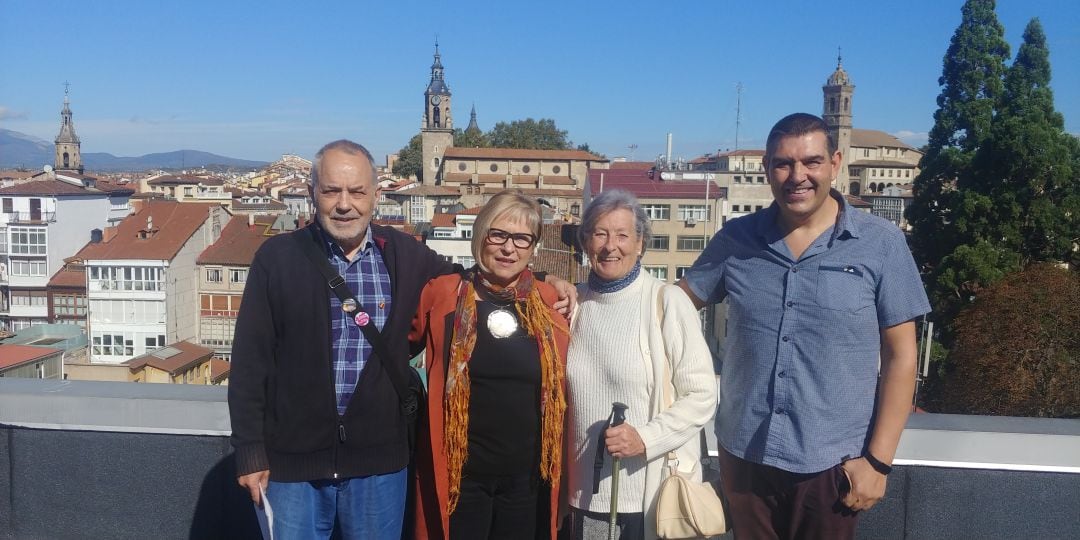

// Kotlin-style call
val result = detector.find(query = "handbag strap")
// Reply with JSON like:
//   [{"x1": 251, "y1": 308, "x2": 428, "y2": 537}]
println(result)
[
  {"x1": 657, "y1": 284, "x2": 708, "y2": 474},
  {"x1": 294, "y1": 226, "x2": 418, "y2": 417}
]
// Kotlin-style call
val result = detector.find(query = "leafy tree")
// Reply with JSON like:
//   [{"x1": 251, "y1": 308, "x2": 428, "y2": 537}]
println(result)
[
  {"x1": 487, "y1": 118, "x2": 570, "y2": 150},
  {"x1": 934, "y1": 264, "x2": 1080, "y2": 417},
  {"x1": 453, "y1": 127, "x2": 489, "y2": 149},
  {"x1": 575, "y1": 142, "x2": 605, "y2": 159},
  {"x1": 963, "y1": 18, "x2": 1080, "y2": 265},
  {"x1": 908, "y1": 0, "x2": 1011, "y2": 270},
  {"x1": 392, "y1": 134, "x2": 423, "y2": 181}
]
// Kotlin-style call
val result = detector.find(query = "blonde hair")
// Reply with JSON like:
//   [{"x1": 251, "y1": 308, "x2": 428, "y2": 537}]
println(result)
[{"x1": 470, "y1": 190, "x2": 543, "y2": 271}]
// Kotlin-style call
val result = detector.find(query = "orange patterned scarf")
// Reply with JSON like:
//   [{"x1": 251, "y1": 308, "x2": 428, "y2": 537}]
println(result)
[{"x1": 444, "y1": 268, "x2": 566, "y2": 514}]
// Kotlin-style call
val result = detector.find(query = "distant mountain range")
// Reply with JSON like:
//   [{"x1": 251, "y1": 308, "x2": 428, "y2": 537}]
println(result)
[{"x1": 0, "y1": 128, "x2": 268, "y2": 172}]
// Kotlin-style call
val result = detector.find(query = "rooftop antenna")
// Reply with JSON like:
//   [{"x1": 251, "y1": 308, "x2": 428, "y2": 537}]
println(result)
[
  {"x1": 734, "y1": 82, "x2": 744, "y2": 171},
  {"x1": 627, "y1": 144, "x2": 638, "y2": 162}
]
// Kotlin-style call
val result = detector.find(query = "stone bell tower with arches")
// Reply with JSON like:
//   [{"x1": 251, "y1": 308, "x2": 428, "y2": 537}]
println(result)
[
  {"x1": 55, "y1": 83, "x2": 83, "y2": 174},
  {"x1": 822, "y1": 51, "x2": 854, "y2": 194}
]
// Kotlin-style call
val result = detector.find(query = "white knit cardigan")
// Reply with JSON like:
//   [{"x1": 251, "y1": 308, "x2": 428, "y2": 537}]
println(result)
[{"x1": 570, "y1": 273, "x2": 718, "y2": 540}]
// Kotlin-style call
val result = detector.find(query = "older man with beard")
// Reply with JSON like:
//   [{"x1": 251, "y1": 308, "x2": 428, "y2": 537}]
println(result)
[{"x1": 228, "y1": 140, "x2": 573, "y2": 539}]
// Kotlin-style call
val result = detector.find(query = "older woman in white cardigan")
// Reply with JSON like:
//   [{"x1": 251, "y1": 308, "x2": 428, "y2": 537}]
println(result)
[{"x1": 564, "y1": 189, "x2": 717, "y2": 540}]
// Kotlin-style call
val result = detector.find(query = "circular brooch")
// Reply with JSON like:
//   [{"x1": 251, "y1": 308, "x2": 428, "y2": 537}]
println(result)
[{"x1": 486, "y1": 308, "x2": 518, "y2": 338}]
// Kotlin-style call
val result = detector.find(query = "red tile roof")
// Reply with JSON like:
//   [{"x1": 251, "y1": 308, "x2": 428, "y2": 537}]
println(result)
[
  {"x1": 76, "y1": 200, "x2": 218, "y2": 261},
  {"x1": 0, "y1": 344, "x2": 62, "y2": 370},
  {"x1": 47, "y1": 264, "x2": 86, "y2": 289},
  {"x1": 209, "y1": 359, "x2": 231, "y2": 383},
  {"x1": 851, "y1": 129, "x2": 918, "y2": 150},
  {"x1": 197, "y1": 215, "x2": 281, "y2": 266},
  {"x1": 430, "y1": 213, "x2": 456, "y2": 228},
  {"x1": 587, "y1": 169, "x2": 722, "y2": 199},
  {"x1": 443, "y1": 147, "x2": 606, "y2": 161},
  {"x1": 126, "y1": 341, "x2": 214, "y2": 376},
  {"x1": 610, "y1": 161, "x2": 655, "y2": 170},
  {"x1": 0, "y1": 178, "x2": 131, "y2": 196}
]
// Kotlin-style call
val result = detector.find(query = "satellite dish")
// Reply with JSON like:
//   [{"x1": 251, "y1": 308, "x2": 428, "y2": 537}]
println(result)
[{"x1": 44, "y1": 164, "x2": 54, "y2": 173}]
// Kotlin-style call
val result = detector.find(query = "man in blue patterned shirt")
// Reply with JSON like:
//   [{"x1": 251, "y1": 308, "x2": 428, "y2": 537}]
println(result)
[{"x1": 679, "y1": 113, "x2": 930, "y2": 539}]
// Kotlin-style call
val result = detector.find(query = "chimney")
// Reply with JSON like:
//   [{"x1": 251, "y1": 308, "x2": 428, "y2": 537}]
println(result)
[
  {"x1": 248, "y1": 213, "x2": 255, "y2": 228},
  {"x1": 666, "y1": 133, "x2": 673, "y2": 165},
  {"x1": 103, "y1": 226, "x2": 119, "y2": 243},
  {"x1": 90, "y1": 229, "x2": 103, "y2": 243}
]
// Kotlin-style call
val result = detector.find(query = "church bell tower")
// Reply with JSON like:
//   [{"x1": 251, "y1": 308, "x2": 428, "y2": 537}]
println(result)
[
  {"x1": 822, "y1": 51, "x2": 854, "y2": 194},
  {"x1": 55, "y1": 84, "x2": 83, "y2": 174},
  {"x1": 421, "y1": 41, "x2": 454, "y2": 185}
]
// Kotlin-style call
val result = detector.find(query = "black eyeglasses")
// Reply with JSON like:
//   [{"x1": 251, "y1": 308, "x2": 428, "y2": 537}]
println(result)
[{"x1": 486, "y1": 228, "x2": 537, "y2": 249}]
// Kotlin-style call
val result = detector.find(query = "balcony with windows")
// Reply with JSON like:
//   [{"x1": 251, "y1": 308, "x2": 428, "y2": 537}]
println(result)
[
  {"x1": 0, "y1": 378, "x2": 1077, "y2": 538},
  {"x1": 1, "y1": 211, "x2": 57, "y2": 224}
]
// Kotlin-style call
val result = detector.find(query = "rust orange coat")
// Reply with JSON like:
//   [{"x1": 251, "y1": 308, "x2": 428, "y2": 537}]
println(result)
[{"x1": 409, "y1": 273, "x2": 570, "y2": 540}]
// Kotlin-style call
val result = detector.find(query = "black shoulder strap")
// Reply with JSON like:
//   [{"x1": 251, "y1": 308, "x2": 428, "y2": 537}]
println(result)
[{"x1": 294, "y1": 226, "x2": 417, "y2": 416}]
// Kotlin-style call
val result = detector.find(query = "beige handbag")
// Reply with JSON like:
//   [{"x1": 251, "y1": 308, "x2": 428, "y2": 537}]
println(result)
[
  {"x1": 654, "y1": 285, "x2": 728, "y2": 539},
  {"x1": 655, "y1": 448, "x2": 728, "y2": 539}
]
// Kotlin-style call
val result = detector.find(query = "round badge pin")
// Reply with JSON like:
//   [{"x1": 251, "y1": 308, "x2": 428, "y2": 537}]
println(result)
[
  {"x1": 341, "y1": 298, "x2": 358, "y2": 313},
  {"x1": 354, "y1": 311, "x2": 371, "y2": 327}
]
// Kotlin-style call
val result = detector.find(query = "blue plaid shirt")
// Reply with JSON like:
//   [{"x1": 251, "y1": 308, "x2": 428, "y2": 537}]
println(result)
[
  {"x1": 320, "y1": 227, "x2": 393, "y2": 415},
  {"x1": 685, "y1": 191, "x2": 930, "y2": 473}
]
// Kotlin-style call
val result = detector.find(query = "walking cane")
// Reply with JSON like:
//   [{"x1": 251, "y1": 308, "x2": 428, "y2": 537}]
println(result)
[{"x1": 607, "y1": 402, "x2": 628, "y2": 540}]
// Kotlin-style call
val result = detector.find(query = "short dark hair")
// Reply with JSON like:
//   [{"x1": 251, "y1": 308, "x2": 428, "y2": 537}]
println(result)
[
  {"x1": 764, "y1": 113, "x2": 836, "y2": 159},
  {"x1": 310, "y1": 139, "x2": 378, "y2": 188}
]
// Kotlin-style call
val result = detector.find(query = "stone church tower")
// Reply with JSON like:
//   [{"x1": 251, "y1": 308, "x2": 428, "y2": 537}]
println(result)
[
  {"x1": 421, "y1": 42, "x2": 453, "y2": 185},
  {"x1": 55, "y1": 86, "x2": 83, "y2": 174},
  {"x1": 822, "y1": 53, "x2": 853, "y2": 194}
]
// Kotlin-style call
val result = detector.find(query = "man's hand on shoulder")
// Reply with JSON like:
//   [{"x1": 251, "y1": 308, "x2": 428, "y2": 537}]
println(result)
[
  {"x1": 238, "y1": 470, "x2": 270, "y2": 507},
  {"x1": 841, "y1": 457, "x2": 887, "y2": 512},
  {"x1": 544, "y1": 275, "x2": 578, "y2": 319}
]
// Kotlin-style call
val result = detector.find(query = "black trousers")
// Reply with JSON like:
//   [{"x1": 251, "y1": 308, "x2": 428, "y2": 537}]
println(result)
[{"x1": 450, "y1": 472, "x2": 541, "y2": 539}]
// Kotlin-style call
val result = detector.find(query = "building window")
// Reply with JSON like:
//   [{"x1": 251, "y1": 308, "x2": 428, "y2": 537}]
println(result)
[
  {"x1": 229, "y1": 269, "x2": 247, "y2": 284},
  {"x1": 906, "y1": 170, "x2": 911, "y2": 178},
  {"x1": 677, "y1": 236, "x2": 707, "y2": 251},
  {"x1": 457, "y1": 162, "x2": 467, "y2": 171},
  {"x1": 522, "y1": 165, "x2": 531, "y2": 173},
  {"x1": 677, "y1": 205, "x2": 710, "y2": 222},
  {"x1": 755, "y1": 205, "x2": 764, "y2": 211},
  {"x1": 552, "y1": 165, "x2": 562, "y2": 174},
  {"x1": 570, "y1": 204, "x2": 580, "y2": 217},
  {"x1": 647, "y1": 235, "x2": 670, "y2": 251},
  {"x1": 410, "y1": 195, "x2": 426, "y2": 223},
  {"x1": 734, "y1": 176, "x2": 742, "y2": 183},
  {"x1": 200, "y1": 294, "x2": 242, "y2": 318},
  {"x1": 458, "y1": 256, "x2": 475, "y2": 268},
  {"x1": 461, "y1": 229, "x2": 472, "y2": 239},
  {"x1": 10, "y1": 259, "x2": 47, "y2": 277},
  {"x1": 2, "y1": 199, "x2": 11, "y2": 213},
  {"x1": 206, "y1": 268, "x2": 223, "y2": 283},
  {"x1": 53, "y1": 293, "x2": 87, "y2": 317},
  {"x1": 10, "y1": 227, "x2": 46, "y2": 255},
  {"x1": 757, "y1": 176, "x2": 766, "y2": 183},
  {"x1": 644, "y1": 266, "x2": 668, "y2": 282},
  {"x1": 642, "y1": 204, "x2": 670, "y2": 221},
  {"x1": 675, "y1": 266, "x2": 692, "y2": 280},
  {"x1": 490, "y1": 164, "x2": 499, "y2": 172}
]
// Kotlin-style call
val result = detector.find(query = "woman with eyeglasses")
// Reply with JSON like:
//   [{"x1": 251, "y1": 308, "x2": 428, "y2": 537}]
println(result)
[{"x1": 410, "y1": 189, "x2": 570, "y2": 539}]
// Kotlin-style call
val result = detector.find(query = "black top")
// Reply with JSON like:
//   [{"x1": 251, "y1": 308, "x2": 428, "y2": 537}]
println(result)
[{"x1": 464, "y1": 300, "x2": 541, "y2": 476}]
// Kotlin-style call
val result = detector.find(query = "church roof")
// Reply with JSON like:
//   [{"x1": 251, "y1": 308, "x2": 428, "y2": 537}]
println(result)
[
  {"x1": 443, "y1": 147, "x2": 606, "y2": 161},
  {"x1": 826, "y1": 55, "x2": 852, "y2": 87},
  {"x1": 850, "y1": 129, "x2": 918, "y2": 151}
]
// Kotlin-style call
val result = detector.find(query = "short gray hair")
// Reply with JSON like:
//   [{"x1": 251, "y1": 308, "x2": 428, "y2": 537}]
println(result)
[
  {"x1": 578, "y1": 189, "x2": 652, "y2": 254},
  {"x1": 310, "y1": 139, "x2": 378, "y2": 188}
]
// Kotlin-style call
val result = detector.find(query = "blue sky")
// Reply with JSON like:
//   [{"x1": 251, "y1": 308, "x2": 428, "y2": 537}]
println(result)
[{"x1": 1, "y1": 0, "x2": 1077, "y2": 165}]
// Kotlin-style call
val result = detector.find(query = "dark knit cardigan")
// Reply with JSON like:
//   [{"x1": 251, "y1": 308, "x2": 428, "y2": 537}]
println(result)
[{"x1": 228, "y1": 223, "x2": 454, "y2": 481}]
